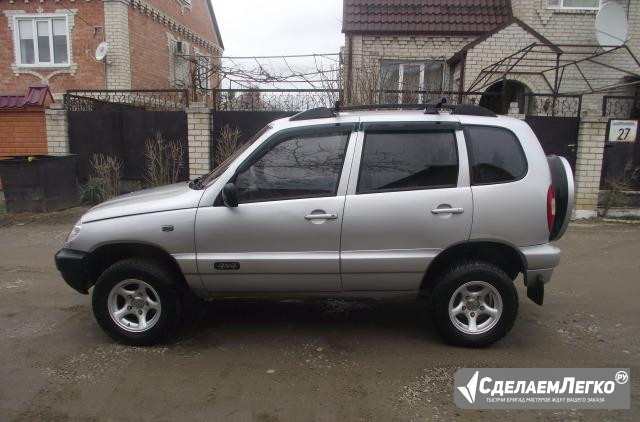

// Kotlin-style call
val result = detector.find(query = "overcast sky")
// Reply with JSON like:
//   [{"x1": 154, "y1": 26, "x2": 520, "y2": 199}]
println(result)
[{"x1": 210, "y1": 0, "x2": 344, "y2": 57}]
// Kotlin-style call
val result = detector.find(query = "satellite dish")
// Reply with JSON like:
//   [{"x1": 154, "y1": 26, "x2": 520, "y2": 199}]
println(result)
[
  {"x1": 95, "y1": 42, "x2": 109, "y2": 61},
  {"x1": 595, "y1": 2, "x2": 628, "y2": 51}
]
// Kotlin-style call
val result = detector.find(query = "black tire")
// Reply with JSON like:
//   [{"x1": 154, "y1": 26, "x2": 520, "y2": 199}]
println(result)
[
  {"x1": 92, "y1": 259, "x2": 181, "y2": 346},
  {"x1": 431, "y1": 261, "x2": 518, "y2": 348}
]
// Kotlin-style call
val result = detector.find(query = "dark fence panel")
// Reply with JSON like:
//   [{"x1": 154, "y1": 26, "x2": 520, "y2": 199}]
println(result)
[
  {"x1": 210, "y1": 110, "x2": 297, "y2": 168},
  {"x1": 525, "y1": 116, "x2": 580, "y2": 170},
  {"x1": 68, "y1": 110, "x2": 188, "y2": 180}
]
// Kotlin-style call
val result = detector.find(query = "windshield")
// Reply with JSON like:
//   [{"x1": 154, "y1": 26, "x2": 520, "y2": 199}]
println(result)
[{"x1": 197, "y1": 124, "x2": 272, "y2": 188}]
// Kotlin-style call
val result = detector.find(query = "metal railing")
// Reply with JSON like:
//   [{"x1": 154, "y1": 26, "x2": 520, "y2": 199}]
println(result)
[
  {"x1": 64, "y1": 89, "x2": 189, "y2": 111},
  {"x1": 602, "y1": 96, "x2": 640, "y2": 119},
  {"x1": 210, "y1": 88, "x2": 583, "y2": 117}
]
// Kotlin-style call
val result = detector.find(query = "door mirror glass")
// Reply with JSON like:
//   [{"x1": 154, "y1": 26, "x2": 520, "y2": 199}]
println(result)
[{"x1": 222, "y1": 183, "x2": 239, "y2": 207}]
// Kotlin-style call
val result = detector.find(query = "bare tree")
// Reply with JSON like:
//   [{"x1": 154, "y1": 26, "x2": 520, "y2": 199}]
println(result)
[
  {"x1": 90, "y1": 154, "x2": 123, "y2": 200},
  {"x1": 602, "y1": 161, "x2": 640, "y2": 217},
  {"x1": 144, "y1": 131, "x2": 184, "y2": 187},
  {"x1": 215, "y1": 124, "x2": 241, "y2": 166}
]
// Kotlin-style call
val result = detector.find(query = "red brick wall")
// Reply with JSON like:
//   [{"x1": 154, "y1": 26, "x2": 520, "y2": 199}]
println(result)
[
  {"x1": 128, "y1": 2, "x2": 220, "y2": 90},
  {"x1": 0, "y1": 1, "x2": 106, "y2": 96},
  {"x1": 0, "y1": 110, "x2": 48, "y2": 158},
  {"x1": 129, "y1": 10, "x2": 173, "y2": 89},
  {"x1": 144, "y1": 0, "x2": 218, "y2": 43}
]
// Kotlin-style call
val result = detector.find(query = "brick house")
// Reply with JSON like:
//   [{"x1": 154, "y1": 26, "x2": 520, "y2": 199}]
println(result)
[
  {"x1": 341, "y1": 0, "x2": 640, "y2": 218},
  {"x1": 342, "y1": 0, "x2": 639, "y2": 110},
  {"x1": 0, "y1": 0, "x2": 224, "y2": 98}
]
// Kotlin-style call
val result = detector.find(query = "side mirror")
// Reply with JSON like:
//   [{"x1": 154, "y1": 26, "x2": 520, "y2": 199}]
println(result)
[{"x1": 221, "y1": 182, "x2": 239, "y2": 208}]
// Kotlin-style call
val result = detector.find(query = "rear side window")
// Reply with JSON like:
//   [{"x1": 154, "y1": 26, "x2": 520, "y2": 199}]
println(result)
[
  {"x1": 465, "y1": 126, "x2": 527, "y2": 185},
  {"x1": 357, "y1": 131, "x2": 458, "y2": 194}
]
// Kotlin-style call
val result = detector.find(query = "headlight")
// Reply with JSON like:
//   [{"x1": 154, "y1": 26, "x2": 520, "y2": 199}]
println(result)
[{"x1": 66, "y1": 219, "x2": 82, "y2": 243}]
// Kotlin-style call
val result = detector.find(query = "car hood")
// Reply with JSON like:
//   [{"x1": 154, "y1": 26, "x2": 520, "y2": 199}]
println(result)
[{"x1": 82, "y1": 182, "x2": 205, "y2": 223}]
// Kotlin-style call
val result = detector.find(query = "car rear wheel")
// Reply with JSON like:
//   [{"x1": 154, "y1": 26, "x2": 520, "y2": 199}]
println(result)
[
  {"x1": 92, "y1": 259, "x2": 181, "y2": 346},
  {"x1": 431, "y1": 261, "x2": 518, "y2": 347}
]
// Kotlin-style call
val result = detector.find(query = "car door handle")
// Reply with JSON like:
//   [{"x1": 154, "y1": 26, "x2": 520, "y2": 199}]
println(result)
[
  {"x1": 431, "y1": 207, "x2": 464, "y2": 215},
  {"x1": 305, "y1": 213, "x2": 338, "y2": 220}
]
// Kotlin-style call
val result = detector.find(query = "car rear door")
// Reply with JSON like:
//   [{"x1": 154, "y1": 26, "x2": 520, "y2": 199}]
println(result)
[{"x1": 340, "y1": 121, "x2": 473, "y2": 292}]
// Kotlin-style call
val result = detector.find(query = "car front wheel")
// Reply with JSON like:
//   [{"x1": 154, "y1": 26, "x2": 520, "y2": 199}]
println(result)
[
  {"x1": 92, "y1": 259, "x2": 181, "y2": 346},
  {"x1": 431, "y1": 261, "x2": 518, "y2": 347}
]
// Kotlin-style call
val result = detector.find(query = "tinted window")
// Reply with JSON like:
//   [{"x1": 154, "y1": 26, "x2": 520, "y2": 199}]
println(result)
[
  {"x1": 235, "y1": 131, "x2": 349, "y2": 203},
  {"x1": 465, "y1": 126, "x2": 527, "y2": 184},
  {"x1": 357, "y1": 131, "x2": 458, "y2": 193}
]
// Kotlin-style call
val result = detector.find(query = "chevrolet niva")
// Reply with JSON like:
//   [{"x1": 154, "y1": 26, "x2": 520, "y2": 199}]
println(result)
[{"x1": 56, "y1": 102, "x2": 574, "y2": 347}]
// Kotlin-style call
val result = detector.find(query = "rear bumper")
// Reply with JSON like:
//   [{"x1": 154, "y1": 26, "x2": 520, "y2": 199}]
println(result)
[
  {"x1": 520, "y1": 243, "x2": 561, "y2": 306},
  {"x1": 520, "y1": 243, "x2": 561, "y2": 284},
  {"x1": 54, "y1": 249, "x2": 91, "y2": 294}
]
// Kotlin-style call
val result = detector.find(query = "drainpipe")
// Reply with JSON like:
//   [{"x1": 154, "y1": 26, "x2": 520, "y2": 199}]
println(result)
[
  {"x1": 458, "y1": 52, "x2": 467, "y2": 104},
  {"x1": 346, "y1": 34, "x2": 353, "y2": 104}
]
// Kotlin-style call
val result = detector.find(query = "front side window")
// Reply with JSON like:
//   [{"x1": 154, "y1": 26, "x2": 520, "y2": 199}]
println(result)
[
  {"x1": 15, "y1": 16, "x2": 69, "y2": 66},
  {"x1": 234, "y1": 131, "x2": 350, "y2": 203},
  {"x1": 547, "y1": 0, "x2": 602, "y2": 10},
  {"x1": 357, "y1": 131, "x2": 458, "y2": 194},
  {"x1": 465, "y1": 126, "x2": 528, "y2": 185},
  {"x1": 380, "y1": 61, "x2": 444, "y2": 104}
]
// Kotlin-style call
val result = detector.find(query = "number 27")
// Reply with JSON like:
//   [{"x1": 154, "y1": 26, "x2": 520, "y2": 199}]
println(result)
[{"x1": 617, "y1": 128, "x2": 631, "y2": 141}]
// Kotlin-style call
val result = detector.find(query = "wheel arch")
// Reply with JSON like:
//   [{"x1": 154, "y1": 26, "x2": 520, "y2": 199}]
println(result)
[
  {"x1": 420, "y1": 241, "x2": 526, "y2": 294},
  {"x1": 86, "y1": 242, "x2": 188, "y2": 292}
]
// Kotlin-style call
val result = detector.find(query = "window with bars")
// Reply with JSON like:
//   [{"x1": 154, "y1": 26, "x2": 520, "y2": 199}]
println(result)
[
  {"x1": 14, "y1": 15, "x2": 69, "y2": 67},
  {"x1": 547, "y1": 0, "x2": 603, "y2": 10},
  {"x1": 196, "y1": 54, "x2": 211, "y2": 89},
  {"x1": 379, "y1": 61, "x2": 444, "y2": 104}
]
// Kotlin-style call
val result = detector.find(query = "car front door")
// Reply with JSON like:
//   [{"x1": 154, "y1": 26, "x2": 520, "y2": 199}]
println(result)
[
  {"x1": 195, "y1": 124, "x2": 356, "y2": 293},
  {"x1": 340, "y1": 122, "x2": 473, "y2": 291}
]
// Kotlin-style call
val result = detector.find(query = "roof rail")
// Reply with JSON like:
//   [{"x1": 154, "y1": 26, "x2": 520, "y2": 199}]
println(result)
[{"x1": 289, "y1": 99, "x2": 497, "y2": 121}]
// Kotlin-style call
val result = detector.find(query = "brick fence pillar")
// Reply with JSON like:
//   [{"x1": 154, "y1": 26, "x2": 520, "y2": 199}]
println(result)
[
  {"x1": 574, "y1": 116, "x2": 608, "y2": 218},
  {"x1": 45, "y1": 102, "x2": 69, "y2": 155},
  {"x1": 187, "y1": 103, "x2": 211, "y2": 179}
]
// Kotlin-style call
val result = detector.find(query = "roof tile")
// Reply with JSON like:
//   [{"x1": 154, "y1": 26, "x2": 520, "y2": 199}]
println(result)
[
  {"x1": 343, "y1": 0, "x2": 512, "y2": 34},
  {"x1": 0, "y1": 85, "x2": 53, "y2": 110}
]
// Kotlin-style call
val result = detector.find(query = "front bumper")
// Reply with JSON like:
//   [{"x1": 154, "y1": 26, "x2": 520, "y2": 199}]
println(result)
[
  {"x1": 520, "y1": 243, "x2": 562, "y2": 306},
  {"x1": 54, "y1": 249, "x2": 91, "y2": 294}
]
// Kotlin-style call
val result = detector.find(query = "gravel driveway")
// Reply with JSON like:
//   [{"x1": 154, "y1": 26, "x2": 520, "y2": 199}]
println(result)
[{"x1": 0, "y1": 213, "x2": 638, "y2": 421}]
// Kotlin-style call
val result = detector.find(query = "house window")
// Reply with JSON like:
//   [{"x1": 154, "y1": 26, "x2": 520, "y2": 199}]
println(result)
[
  {"x1": 380, "y1": 61, "x2": 444, "y2": 104},
  {"x1": 195, "y1": 54, "x2": 211, "y2": 89},
  {"x1": 14, "y1": 15, "x2": 69, "y2": 67},
  {"x1": 547, "y1": 0, "x2": 602, "y2": 10}
]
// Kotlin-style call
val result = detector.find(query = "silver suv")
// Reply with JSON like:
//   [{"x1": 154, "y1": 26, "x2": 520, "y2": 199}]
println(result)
[{"x1": 55, "y1": 103, "x2": 574, "y2": 347}]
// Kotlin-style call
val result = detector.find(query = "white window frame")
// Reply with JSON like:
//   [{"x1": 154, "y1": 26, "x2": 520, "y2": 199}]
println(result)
[
  {"x1": 380, "y1": 61, "x2": 445, "y2": 104},
  {"x1": 12, "y1": 14, "x2": 71, "y2": 68},
  {"x1": 547, "y1": 0, "x2": 603, "y2": 11}
]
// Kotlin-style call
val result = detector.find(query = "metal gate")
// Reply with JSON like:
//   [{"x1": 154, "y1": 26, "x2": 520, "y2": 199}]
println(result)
[
  {"x1": 65, "y1": 90, "x2": 189, "y2": 181},
  {"x1": 600, "y1": 96, "x2": 640, "y2": 190},
  {"x1": 524, "y1": 116, "x2": 580, "y2": 170}
]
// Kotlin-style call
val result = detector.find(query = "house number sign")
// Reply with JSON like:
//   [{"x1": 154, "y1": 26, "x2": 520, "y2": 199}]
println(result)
[{"x1": 608, "y1": 120, "x2": 638, "y2": 143}]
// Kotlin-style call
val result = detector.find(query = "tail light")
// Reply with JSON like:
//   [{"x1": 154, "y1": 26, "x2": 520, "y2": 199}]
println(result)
[{"x1": 547, "y1": 185, "x2": 556, "y2": 233}]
